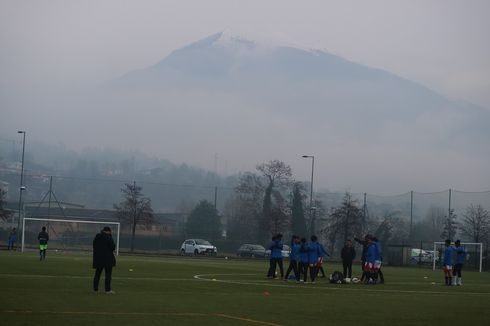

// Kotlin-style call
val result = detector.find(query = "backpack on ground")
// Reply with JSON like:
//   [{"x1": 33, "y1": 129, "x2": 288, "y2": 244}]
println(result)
[{"x1": 329, "y1": 271, "x2": 345, "y2": 284}]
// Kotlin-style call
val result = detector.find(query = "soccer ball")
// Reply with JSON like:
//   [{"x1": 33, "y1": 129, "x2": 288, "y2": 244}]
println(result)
[
  {"x1": 345, "y1": 278, "x2": 351, "y2": 284},
  {"x1": 351, "y1": 277, "x2": 360, "y2": 284}
]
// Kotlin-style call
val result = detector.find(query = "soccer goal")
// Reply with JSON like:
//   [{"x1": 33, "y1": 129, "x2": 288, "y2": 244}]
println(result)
[
  {"x1": 21, "y1": 217, "x2": 120, "y2": 256},
  {"x1": 432, "y1": 241, "x2": 483, "y2": 272}
]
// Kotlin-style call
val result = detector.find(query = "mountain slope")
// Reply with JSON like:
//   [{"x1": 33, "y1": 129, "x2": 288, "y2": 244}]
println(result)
[
  {"x1": 99, "y1": 31, "x2": 490, "y2": 192},
  {"x1": 111, "y1": 31, "x2": 489, "y2": 147}
]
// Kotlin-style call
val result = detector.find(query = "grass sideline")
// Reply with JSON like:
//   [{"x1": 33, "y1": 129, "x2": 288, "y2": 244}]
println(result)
[{"x1": 1, "y1": 252, "x2": 489, "y2": 326}]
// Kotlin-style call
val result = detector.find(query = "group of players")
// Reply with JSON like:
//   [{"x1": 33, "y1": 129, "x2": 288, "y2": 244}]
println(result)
[
  {"x1": 442, "y1": 239, "x2": 466, "y2": 286},
  {"x1": 18, "y1": 226, "x2": 468, "y2": 289},
  {"x1": 266, "y1": 233, "x2": 385, "y2": 285},
  {"x1": 267, "y1": 234, "x2": 328, "y2": 283}
]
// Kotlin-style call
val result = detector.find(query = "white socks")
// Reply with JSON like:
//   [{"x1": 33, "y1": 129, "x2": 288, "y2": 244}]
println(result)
[{"x1": 452, "y1": 276, "x2": 463, "y2": 286}]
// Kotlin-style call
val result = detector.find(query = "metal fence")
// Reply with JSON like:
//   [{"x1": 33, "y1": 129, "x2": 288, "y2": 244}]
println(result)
[{"x1": 1, "y1": 171, "x2": 489, "y2": 263}]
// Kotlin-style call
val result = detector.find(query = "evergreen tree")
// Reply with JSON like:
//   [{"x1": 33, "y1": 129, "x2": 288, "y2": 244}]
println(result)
[
  {"x1": 186, "y1": 200, "x2": 222, "y2": 240},
  {"x1": 291, "y1": 183, "x2": 307, "y2": 237}
]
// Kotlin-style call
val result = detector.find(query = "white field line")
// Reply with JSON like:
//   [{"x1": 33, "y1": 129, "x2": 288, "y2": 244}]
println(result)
[
  {"x1": 0, "y1": 274, "x2": 191, "y2": 282},
  {"x1": 193, "y1": 273, "x2": 490, "y2": 297},
  {"x1": 2, "y1": 272, "x2": 489, "y2": 297}
]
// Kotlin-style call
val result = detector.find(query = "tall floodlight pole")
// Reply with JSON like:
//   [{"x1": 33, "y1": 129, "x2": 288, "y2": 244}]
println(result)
[
  {"x1": 17, "y1": 131, "x2": 26, "y2": 231},
  {"x1": 302, "y1": 155, "x2": 315, "y2": 235}
]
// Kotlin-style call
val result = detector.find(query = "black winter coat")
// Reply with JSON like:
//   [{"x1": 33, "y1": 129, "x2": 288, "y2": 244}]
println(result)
[
  {"x1": 92, "y1": 232, "x2": 116, "y2": 269},
  {"x1": 341, "y1": 246, "x2": 356, "y2": 262}
]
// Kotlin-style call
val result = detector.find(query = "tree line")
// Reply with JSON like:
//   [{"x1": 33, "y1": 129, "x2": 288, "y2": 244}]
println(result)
[
  {"x1": 2, "y1": 157, "x2": 489, "y2": 253},
  {"x1": 145, "y1": 159, "x2": 488, "y2": 252}
]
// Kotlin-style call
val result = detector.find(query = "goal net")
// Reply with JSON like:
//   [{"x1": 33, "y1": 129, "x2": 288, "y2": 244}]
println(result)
[
  {"x1": 21, "y1": 217, "x2": 120, "y2": 255},
  {"x1": 432, "y1": 241, "x2": 483, "y2": 272}
]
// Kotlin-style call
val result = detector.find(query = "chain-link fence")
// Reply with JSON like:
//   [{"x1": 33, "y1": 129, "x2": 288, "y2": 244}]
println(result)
[{"x1": 1, "y1": 171, "x2": 489, "y2": 268}]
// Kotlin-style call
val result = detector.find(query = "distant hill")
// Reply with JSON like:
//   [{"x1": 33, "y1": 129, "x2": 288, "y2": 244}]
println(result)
[
  {"x1": 3, "y1": 31, "x2": 482, "y2": 193},
  {"x1": 111, "y1": 31, "x2": 490, "y2": 154}
]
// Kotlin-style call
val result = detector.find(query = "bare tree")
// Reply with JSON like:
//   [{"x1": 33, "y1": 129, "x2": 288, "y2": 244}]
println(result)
[
  {"x1": 323, "y1": 192, "x2": 365, "y2": 251},
  {"x1": 411, "y1": 206, "x2": 446, "y2": 242},
  {"x1": 114, "y1": 182, "x2": 154, "y2": 252},
  {"x1": 441, "y1": 208, "x2": 458, "y2": 240},
  {"x1": 0, "y1": 187, "x2": 13, "y2": 221},
  {"x1": 269, "y1": 189, "x2": 290, "y2": 235},
  {"x1": 228, "y1": 173, "x2": 264, "y2": 242},
  {"x1": 374, "y1": 211, "x2": 409, "y2": 246},
  {"x1": 459, "y1": 204, "x2": 489, "y2": 243},
  {"x1": 256, "y1": 160, "x2": 292, "y2": 241}
]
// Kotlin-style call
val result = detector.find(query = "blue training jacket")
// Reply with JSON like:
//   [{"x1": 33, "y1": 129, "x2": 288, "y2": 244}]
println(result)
[
  {"x1": 373, "y1": 241, "x2": 382, "y2": 261},
  {"x1": 307, "y1": 242, "x2": 322, "y2": 264},
  {"x1": 299, "y1": 243, "x2": 309, "y2": 263},
  {"x1": 443, "y1": 246, "x2": 454, "y2": 266},
  {"x1": 366, "y1": 243, "x2": 377, "y2": 263},
  {"x1": 454, "y1": 246, "x2": 466, "y2": 265},
  {"x1": 270, "y1": 239, "x2": 283, "y2": 259},
  {"x1": 290, "y1": 243, "x2": 300, "y2": 261}
]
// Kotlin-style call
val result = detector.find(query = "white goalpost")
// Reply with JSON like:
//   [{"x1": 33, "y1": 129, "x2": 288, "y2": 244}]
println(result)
[
  {"x1": 22, "y1": 217, "x2": 120, "y2": 256},
  {"x1": 432, "y1": 241, "x2": 483, "y2": 273}
]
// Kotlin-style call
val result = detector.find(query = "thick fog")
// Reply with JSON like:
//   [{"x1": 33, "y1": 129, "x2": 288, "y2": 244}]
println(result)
[{"x1": 1, "y1": 0, "x2": 489, "y2": 193}]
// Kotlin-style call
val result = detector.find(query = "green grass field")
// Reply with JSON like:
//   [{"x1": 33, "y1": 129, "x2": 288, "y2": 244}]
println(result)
[{"x1": 1, "y1": 251, "x2": 489, "y2": 326}]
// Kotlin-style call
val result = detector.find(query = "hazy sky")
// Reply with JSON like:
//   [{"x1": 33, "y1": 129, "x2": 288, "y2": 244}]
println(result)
[
  {"x1": 1, "y1": 0, "x2": 489, "y2": 107},
  {"x1": 1, "y1": 0, "x2": 489, "y2": 193}
]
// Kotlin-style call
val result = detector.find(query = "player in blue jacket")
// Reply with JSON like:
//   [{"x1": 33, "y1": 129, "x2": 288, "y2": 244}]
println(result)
[
  {"x1": 354, "y1": 235, "x2": 370, "y2": 282},
  {"x1": 7, "y1": 228, "x2": 17, "y2": 250},
  {"x1": 267, "y1": 234, "x2": 284, "y2": 279},
  {"x1": 284, "y1": 235, "x2": 300, "y2": 281},
  {"x1": 452, "y1": 240, "x2": 465, "y2": 286},
  {"x1": 308, "y1": 235, "x2": 323, "y2": 283},
  {"x1": 442, "y1": 239, "x2": 454, "y2": 286},
  {"x1": 372, "y1": 237, "x2": 384, "y2": 284},
  {"x1": 316, "y1": 241, "x2": 329, "y2": 278},
  {"x1": 298, "y1": 238, "x2": 309, "y2": 282},
  {"x1": 364, "y1": 236, "x2": 378, "y2": 284}
]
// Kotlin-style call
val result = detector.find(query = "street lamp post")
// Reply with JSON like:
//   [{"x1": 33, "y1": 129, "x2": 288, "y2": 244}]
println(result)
[
  {"x1": 17, "y1": 131, "x2": 26, "y2": 231},
  {"x1": 302, "y1": 155, "x2": 315, "y2": 234}
]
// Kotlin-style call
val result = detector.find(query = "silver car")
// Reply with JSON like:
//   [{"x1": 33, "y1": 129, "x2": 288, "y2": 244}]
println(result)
[
  {"x1": 180, "y1": 239, "x2": 217, "y2": 255},
  {"x1": 265, "y1": 244, "x2": 290, "y2": 258}
]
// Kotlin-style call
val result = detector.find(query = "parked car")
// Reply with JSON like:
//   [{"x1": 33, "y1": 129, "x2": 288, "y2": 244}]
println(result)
[
  {"x1": 410, "y1": 248, "x2": 437, "y2": 264},
  {"x1": 180, "y1": 239, "x2": 217, "y2": 255},
  {"x1": 265, "y1": 244, "x2": 290, "y2": 258},
  {"x1": 237, "y1": 244, "x2": 266, "y2": 258}
]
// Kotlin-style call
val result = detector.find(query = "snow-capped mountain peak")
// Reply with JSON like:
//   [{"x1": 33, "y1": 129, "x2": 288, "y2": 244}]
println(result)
[{"x1": 212, "y1": 29, "x2": 257, "y2": 50}]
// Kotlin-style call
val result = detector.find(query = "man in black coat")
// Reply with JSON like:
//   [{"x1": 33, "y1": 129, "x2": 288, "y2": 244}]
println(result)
[
  {"x1": 93, "y1": 226, "x2": 116, "y2": 293},
  {"x1": 340, "y1": 239, "x2": 356, "y2": 278}
]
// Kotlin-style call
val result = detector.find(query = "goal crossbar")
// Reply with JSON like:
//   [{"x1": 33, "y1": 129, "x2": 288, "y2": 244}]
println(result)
[
  {"x1": 432, "y1": 241, "x2": 483, "y2": 272},
  {"x1": 22, "y1": 217, "x2": 120, "y2": 256}
]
